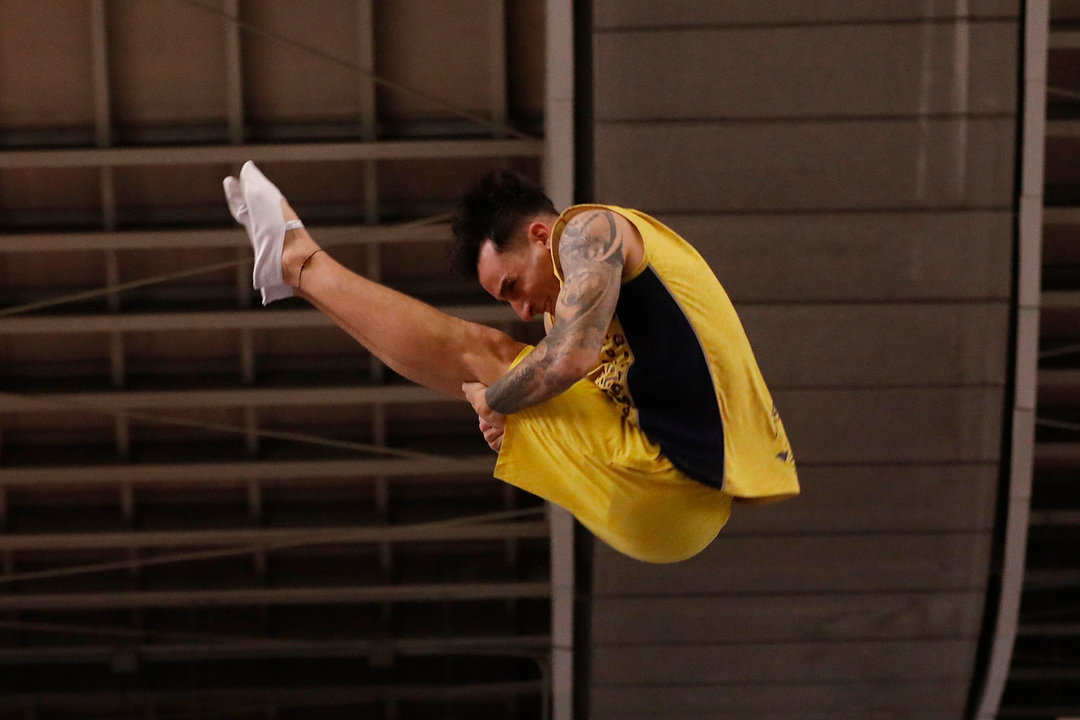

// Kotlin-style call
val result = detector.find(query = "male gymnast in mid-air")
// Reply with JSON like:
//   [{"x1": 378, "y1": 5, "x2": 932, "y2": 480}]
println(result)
[{"x1": 224, "y1": 162, "x2": 797, "y2": 563}]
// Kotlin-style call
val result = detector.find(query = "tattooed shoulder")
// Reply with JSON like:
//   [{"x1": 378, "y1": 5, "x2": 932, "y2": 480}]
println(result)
[{"x1": 559, "y1": 210, "x2": 624, "y2": 270}]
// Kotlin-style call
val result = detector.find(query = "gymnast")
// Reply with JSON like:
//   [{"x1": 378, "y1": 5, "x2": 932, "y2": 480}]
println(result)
[{"x1": 224, "y1": 162, "x2": 797, "y2": 563}]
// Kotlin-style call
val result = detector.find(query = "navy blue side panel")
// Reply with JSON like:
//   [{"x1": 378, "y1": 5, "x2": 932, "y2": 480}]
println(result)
[{"x1": 616, "y1": 268, "x2": 725, "y2": 488}]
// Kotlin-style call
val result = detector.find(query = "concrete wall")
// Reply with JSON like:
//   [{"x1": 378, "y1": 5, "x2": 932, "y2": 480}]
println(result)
[{"x1": 585, "y1": 2, "x2": 1019, "y2": 717}]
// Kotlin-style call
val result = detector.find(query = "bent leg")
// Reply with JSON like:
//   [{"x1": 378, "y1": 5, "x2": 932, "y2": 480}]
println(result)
[
  {"x1": 493, "y1": 347, "x2": 732, "y2": 564},
  {"x1": 279, "y1": 202, "x2": 525, "y2": 398}
]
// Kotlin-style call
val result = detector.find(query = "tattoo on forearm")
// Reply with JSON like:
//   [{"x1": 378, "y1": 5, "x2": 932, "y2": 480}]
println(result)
[{"x1": 486, "y1": 210, "x2": 625, "y2": 414}]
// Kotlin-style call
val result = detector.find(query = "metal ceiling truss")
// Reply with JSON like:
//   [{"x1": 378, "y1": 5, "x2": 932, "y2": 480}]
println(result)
[{"x1": 0, "y1": 1, "x2": 554, "y2": 718}]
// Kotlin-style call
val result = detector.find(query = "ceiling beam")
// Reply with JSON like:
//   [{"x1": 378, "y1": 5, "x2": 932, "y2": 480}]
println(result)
[
  {"x1": 0, "y1": 139, "x2": 543, "y2": 169},
  {"x1": 0, "y1": 456, "x2": 496, "y2": 487},
  {"x1": 0, "y1": 520, "x2": 548, "y2": 552},
  {"x1": 0, "y1": 635, "x2": 550, "y2": 664},
  {"x1": 0, "y1": 307, "x2": 322, "y2": 333},
  {"x1": 0, "y1": 305, "x2": 517, "y2": 334},
  {"x1": 222, "y1": 0, "x2": 245, "y2": 144},
  {"x1": 0, "y1": 680, "x2": 544, "y2": 710},
  {"x1": 0, "y1": 384, "x2": 447, "y2": 412},
  {"x1": 0, "y1": 223, "x2": 450, "y2": 252},
  {"x1": 0, "y1": 581, "x2": 551, "y2": 611}
]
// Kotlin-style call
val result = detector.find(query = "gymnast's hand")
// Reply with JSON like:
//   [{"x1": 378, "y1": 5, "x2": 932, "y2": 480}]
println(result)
[
  {"x1": 463, "y1": 381, "x2": 506, "y2": 452},
  {"x1": 478, "y1": 418, "x2": 504, "y2": 452}
]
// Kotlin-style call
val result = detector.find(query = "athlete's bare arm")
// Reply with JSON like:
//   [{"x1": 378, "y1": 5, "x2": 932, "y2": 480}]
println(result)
[{"x1": 480, "y1": 209, "x2": 637, "y2": 415}]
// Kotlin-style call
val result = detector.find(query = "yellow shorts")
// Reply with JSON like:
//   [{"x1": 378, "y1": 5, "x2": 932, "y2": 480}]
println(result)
[{"x1": 494, "y1": 348, "x2": 732, "y2": 564}]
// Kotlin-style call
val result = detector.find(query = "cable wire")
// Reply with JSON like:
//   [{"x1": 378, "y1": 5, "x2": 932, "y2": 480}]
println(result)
[
  {"x1": 0, "y1": 507, "x2": 542, "y2": 587},
  {"x1": 170, "y1": 0, "x2": 536, "y2": 141},
  {"x1": 0, "y1": 213, "x2": 449, "y2": 320},
  {"x1": 0, "y1": 389, "x2": 463, "y2": 462}
]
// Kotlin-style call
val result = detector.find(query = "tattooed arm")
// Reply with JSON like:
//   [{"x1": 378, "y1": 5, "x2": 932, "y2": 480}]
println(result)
[{"x1": 482, "y1": 209, "x2": 630, "y2": 415}]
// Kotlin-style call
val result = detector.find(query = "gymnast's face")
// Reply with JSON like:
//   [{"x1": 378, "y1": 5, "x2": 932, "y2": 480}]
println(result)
[{"x1": 476, "y1": 219, "x2": 562, "y2": 322}]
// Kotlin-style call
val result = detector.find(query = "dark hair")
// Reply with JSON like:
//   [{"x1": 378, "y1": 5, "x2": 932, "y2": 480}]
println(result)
[{"x1": 450, "y1": 170, "x2": 558, "y2": 279}]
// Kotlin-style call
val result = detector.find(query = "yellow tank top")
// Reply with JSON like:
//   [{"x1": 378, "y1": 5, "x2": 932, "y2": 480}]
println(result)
[{"x1": 550, "y1": 204, "x2": 798, "y2": 500}]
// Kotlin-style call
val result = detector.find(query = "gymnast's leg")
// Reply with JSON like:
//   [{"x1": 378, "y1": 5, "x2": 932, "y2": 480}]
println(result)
[{"x1": 225, "y1": 162, "x2": 525, "y2": 399}]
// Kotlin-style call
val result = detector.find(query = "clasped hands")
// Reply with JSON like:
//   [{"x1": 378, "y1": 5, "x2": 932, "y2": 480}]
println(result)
[{"x1": 462, "y1": 381, "x2": 506, "y2": 453}]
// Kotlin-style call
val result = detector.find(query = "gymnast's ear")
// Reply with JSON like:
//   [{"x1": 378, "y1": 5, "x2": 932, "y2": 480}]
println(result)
[{"x1": 526, "y1": 220, "x2": 552, "y2": 248}]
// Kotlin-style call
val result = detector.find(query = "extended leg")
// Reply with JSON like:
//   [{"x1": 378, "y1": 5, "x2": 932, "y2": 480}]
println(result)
[
  {"x1": 280, "y1": 208, "x2": 524, "y2": 398},
  {"x1": 225, "y1": 161, "x2": 523, "y2": 398}
]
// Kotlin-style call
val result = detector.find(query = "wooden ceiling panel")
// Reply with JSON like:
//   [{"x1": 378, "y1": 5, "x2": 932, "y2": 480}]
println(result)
[
  {"x1": 116, "y1": 247, "x2": 237, "y2": 292},
  {"x1": 385, "y1": 401, "x2": 478, "y2": 425},
  {"x1": 1, "y1": 333, "x2": 110, "y2": 365},
  {"x1": 126, "y1": 327, "x2": 241, "y2": 362},
  {"x1": 4, "y1": 408, "x2": 114, "y2": 436},
  {"x1": 0, "y1": 1, "x2": 549, "y2": 714},
  {"x1": 259, "y1": 326, "x2": 372, "y2": 362},
  {"x1": 0, "y1": 251, "x2": 106, "y2": 291},
  {"x1": 0, "y1": 0, "x2": 95, "y2": 131},
  {"x1": 381, "y1": 239, "x2": 459, "y2": 281},
  {"x1": 376, "y1": 157, "x2": 506, "y2": 207},
  {"x1": 245, "y1": 161, "x2": 371, "y2": 217},
  {"x1": 257, "y1": 404, "x2": 376, "y2": 430},
  {"x1": 241, "y1": 0, "x2": 364, "y2": 125},
  {"x1": 0, "y1": 167, "x2": 101, "y2": 221},
  {"x1": 374, "y1": 0, "x2": 497, "y2": 122},
  {"x1": 127, "y1": 405, "x2": 251, "y2": 432},
  {"x1": 507, "y1": 0, "x2": 545, "y2": 122},
  {"x1": 112, "y1": 164, "x2": 236, "y2": 221},
  {"x1": 108, "y1": 0, "x2": 229, "y2": 128},
  {"x1": 256, "y1": 324, "x2": 368, "y2": 357}
]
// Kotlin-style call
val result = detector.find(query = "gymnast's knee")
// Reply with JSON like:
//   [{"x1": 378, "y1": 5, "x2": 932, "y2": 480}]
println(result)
[{"x1": 464, "y1": 324, "x2": 528, "y2": 384}]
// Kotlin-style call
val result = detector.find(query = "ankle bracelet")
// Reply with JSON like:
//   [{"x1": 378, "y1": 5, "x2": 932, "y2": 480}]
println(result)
[{"x1": 297, "y1": 249, "x2": 324, "y2": 292}]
